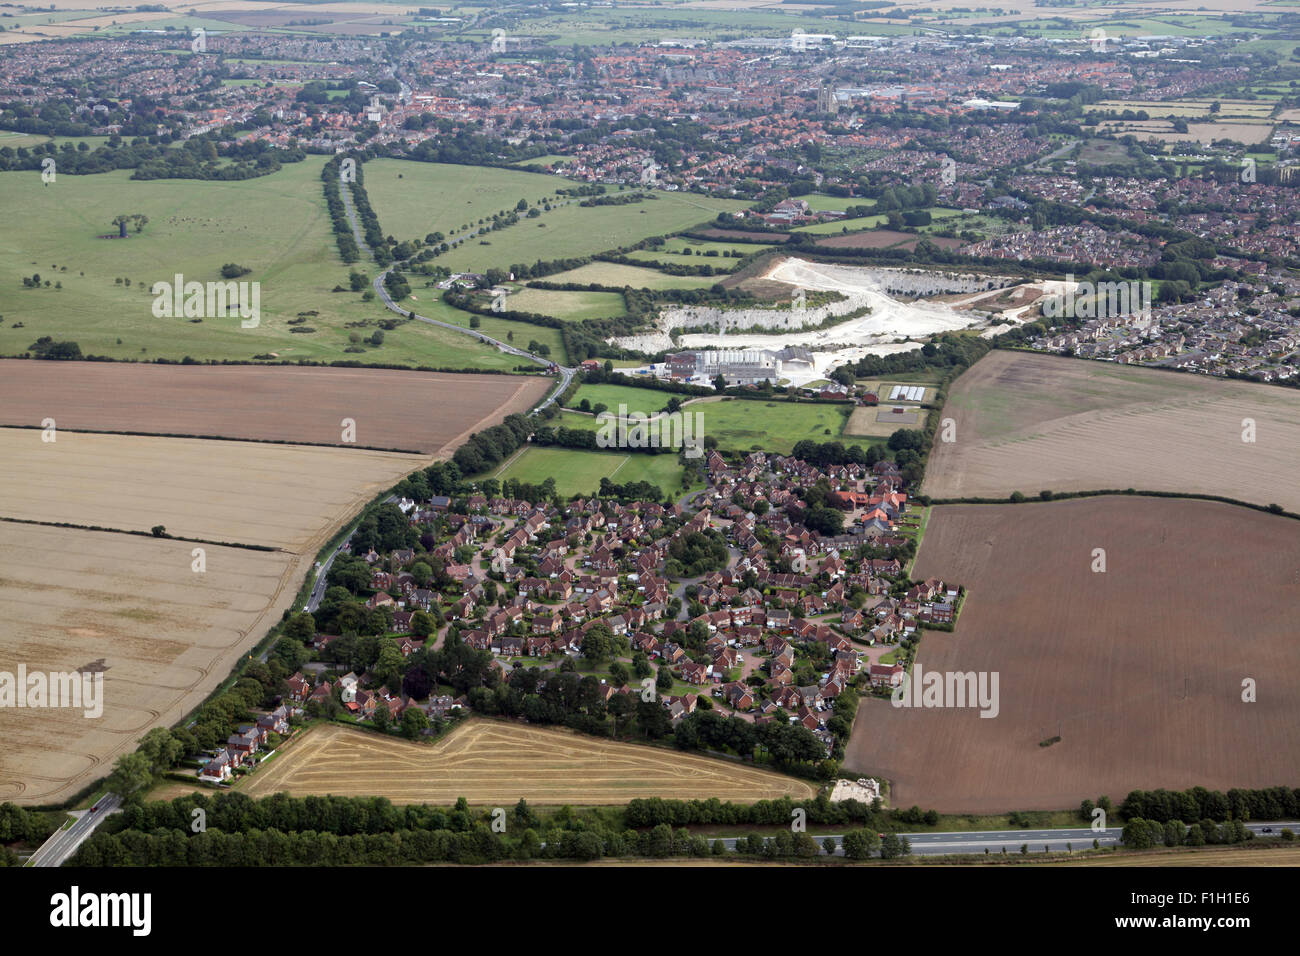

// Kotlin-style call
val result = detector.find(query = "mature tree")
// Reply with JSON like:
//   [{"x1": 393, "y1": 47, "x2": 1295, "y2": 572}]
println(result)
[
  {"x1": 106, "y1": 751, "x2": 155, "y2": 803},
  {"x1": 284, "y1": 611, "x2": 316, "y2": 642},
  {"x1": 400, "y1": 706, "x2": 429, "y2": 740},
  {"x1": 580, "y1": 622, "x2": 613, "y2": 664}
]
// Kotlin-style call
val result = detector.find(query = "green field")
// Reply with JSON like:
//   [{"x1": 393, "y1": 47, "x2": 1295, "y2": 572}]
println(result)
[
  {"x1": 434, "y1": 191, "x2": 751, "y2": 275},
  {"x1": 494, "y1": 445, "x2": 696, "y2": 498},
  {"x1": 363, "y1": 158, "x2": 566, "y2": 243},
  {"x1": 512, "y1": 154, "x2": 572, "y2": 167},
  {"x1": 563, "y1": 383, "x2": 680, "y2": 413},
  {"x1": 543, "y1": 261, "x2": 715, "y2": 291},
  {"x1": 552, "y1": 393, "x2": 887, "y2": 455},
  {"x1": 0, "y1": 157, "x2": 521, "y2": 370},
  {"x1": 793, "y1": 214, "x2": 889, "y2": 235},
  {"x1": 800, "y1": 193, "x2": 869, "y2": 213},
  {"x1": 410, "y1": 295, "x2": 569, "y2": 365},
  {"x1": 624, "y1": 236, "x2": 765, "y2": 270},
  {"x1": 506, "y1": 287, "x2": 627, "y2": 321}
]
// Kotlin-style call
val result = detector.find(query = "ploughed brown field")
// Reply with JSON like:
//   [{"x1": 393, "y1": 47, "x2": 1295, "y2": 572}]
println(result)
[
  {"x1": 845, "y1": 497, "x2": 1300, "y2": 813},
  {"x1": 0, "y1": 361, "x2": 550, "y2": 454},
  {"x1": 923, "y1": 350, "x2": 1300, "y2": 514},
  {"x1": 0, "y1": 523, "x2": 298, "y2": 805},
  {"x1": 815, "y1": 231, "x2": 964, "y2": 251},
  {"x1": 241, "y1": 720, "x2": 817, "y2": 805}
]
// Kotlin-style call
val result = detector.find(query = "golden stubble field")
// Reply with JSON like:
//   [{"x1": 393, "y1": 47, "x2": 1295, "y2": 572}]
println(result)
[
  {"x1": 922, "y1": 351, "x2": 1300, "y2": 513},
  {"x1": 0, "y1": 421, "x2": 428, "y2": 804},
  {"x1": 0, "y1": 522, "x2": 298, "y2": 805},
  {"x1": 242, "y1": 720, "x2": 818, "y2": 805},
  {"x1": 0, "y1": 427, "x2": 425, "y2": 551}
]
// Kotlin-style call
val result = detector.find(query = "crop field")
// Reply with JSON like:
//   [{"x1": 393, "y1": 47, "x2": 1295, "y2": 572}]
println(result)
[
  {"x1": 844, "y1": 496, "x2": 1300, "y2": 813},
  {"x1": 0, "y1": 361, "x2": 551, "y2": 454},
  {"x1": 0, "y1": 157, "x2": 521, "y2": 371},
  {"x1": 541, "y1": 261, "x2": 714, "y2": 291},
  {"x1": 0, "y1": 522, "x2": 298, "y2": 805},
  {"x1": 494, "y1": 445, "x2": 695, "y2": 497},
  {"x1": 362, "y1": 158, "x2": 566, "y2": 242},
  {"x1": 1085, "y1": 98, "x2": 1276, "y2": 118},
  {"x1": 0, "y1": 427, "x2": 425, "y2": 550},
  {"x1": 1098, "y1": 119, "x2": 1274, "y2": 146},
  {"x1": 241, "y1": 720, "x2": 816, "y2": 805},
  {"x1": 922, "y1": 351, "x2": 1300, "y2": 514},
  {"x1": 434, "y1": 191, "x2": 751, "y2": 275}
]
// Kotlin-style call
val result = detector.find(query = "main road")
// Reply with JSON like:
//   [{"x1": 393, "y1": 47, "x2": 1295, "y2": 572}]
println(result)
[
  {"x1": 26, "y1": 793, "x2": 121, "y2": 867},
  {"x1": 717, "y1": 821, "x2": 1297, "y2": 857}
]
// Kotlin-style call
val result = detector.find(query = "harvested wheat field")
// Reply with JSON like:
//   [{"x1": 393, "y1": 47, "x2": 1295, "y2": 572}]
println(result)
[
  {"x1": 0, "y1": 522, "x2": 298, "y2": 805},
  {"x1": 0, "y1": 427, "x2": 424, "y2": 550},
  {"x1": 923, "y1": 351, "x2": 1300, "y2": 513},
  {"x1": 0, "y1": 361, "x2": 549, "y2": 454},
  {"x1": 845, "y1": 497, "x2": 1300, "y2": 814},
  {"x1": 242, "y1": 721, "x2": 817, "y2": 805}
]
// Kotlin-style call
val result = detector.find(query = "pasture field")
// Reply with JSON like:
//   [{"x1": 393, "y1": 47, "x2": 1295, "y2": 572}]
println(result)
[
  {"x1": 563, "y1": 383, "x2": 680, "y2": 413},
  {"x1": 800, "y1": 194, "x2": 869, "y2": 213},
  {"x1": 0, "y1": 522, "x2": 299, "y2": 805},
  {"x1": 844, "y1": 497, "x2": 1300, "y2": 813},
  {"x1": 540, "y1": 261, "x2": 715, "y2": 291},
  {"x1": 434, "y1": 191, "x2": 750, "y2": 275},
  {"x1": 922, "y1": 350, "x2": 1300, "y2": 513},
  {"x1": 794, "y1": 214, "x2": 890, "y2": 236},
  {"x1": 407, "y1": 295, "x2": 569, "y2": 365},
  {"x1": 554, "y1": 395, "x2": 881, "y2": 455},
  {"x1": 0, "y1": 158, "x2": 522, "y2": 371},
  {"x1": 241, "y1": 720, "x2": 816, "y2": 805},
  {"x1": 493, "y1": 445, "x2": 696, "y2": 497},
  {"x1": 0, "y1": 361, "x2": 550, "y2": 454},
  {"x1": 361, "y1": 158, "x2": 565, "y2": 242},
  {"x1": 0, "y1": 427, "x2": 425, "y2": 550},
  {"x1": 506, "y1": 287, "x2": 627, "y2": 321}
]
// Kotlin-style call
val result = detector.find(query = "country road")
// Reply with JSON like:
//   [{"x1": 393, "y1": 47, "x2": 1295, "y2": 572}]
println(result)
[{"x1": 339, "y1": 171, "x2": 575, "y2": 415}]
